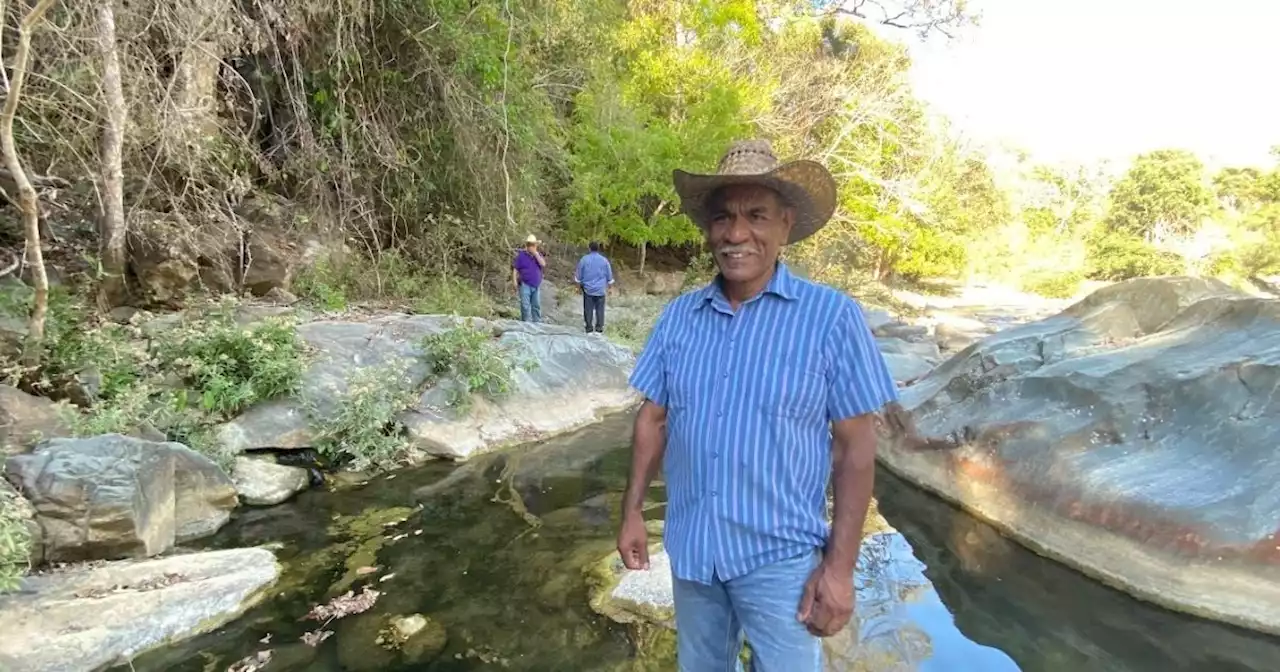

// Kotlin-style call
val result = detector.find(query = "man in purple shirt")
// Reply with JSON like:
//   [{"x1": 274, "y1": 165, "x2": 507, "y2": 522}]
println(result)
[{"x1": 511, "y1": 233, "x2": 546, "y2": 322}]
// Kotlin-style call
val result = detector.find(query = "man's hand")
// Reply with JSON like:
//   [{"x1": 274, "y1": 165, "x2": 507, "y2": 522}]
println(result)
[
  {"x1": 796, "y1": 559, "x2": 855, "y2": 637},
  {"x1": 617, "y1": 513, "x2": 650, "y2": 570}
]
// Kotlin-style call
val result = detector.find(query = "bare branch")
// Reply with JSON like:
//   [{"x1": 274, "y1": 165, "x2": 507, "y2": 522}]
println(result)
[{"x1": 0, "y1": 0, "x2": 58, "y2": 366}]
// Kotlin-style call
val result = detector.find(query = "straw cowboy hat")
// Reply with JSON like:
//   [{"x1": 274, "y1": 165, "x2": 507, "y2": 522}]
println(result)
[
  {"x1": 523, "y1": 233, "x2": 541, "y2": 246},
  {"x1": 672, "y1": 139, "x2": 837, "y2": 245}
]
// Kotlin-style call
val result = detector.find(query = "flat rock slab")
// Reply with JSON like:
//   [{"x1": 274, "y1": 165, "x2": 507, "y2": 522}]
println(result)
[
  {"x1": 880, "y1": 276, "x2": 1280, "y2": 635},
  {"x1": 0, "y1": 547, "x2": 280, "y2": 672},
  {"x1": 217, "y1": 314, "x2": 638, "y2": 461}
]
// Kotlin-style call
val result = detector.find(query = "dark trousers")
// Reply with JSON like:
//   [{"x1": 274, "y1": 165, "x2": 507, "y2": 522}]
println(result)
[{"x1": 583, "y1": 293, "x2": 606, "y2": 332}]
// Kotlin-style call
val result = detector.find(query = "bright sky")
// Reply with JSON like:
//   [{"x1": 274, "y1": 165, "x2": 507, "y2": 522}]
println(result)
[{"x1": 905, "y1": 0, "x2": 1280, "y2": 169}]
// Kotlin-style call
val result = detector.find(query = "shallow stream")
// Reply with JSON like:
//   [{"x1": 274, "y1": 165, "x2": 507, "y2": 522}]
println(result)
[{"x1": 116, "y1": 413, "x2": 1280, "y2": 671}]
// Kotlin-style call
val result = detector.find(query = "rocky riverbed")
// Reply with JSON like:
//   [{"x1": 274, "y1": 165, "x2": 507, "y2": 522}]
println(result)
[{"x1": 4, "y1": 275, "x2": 1280, "y2": 670}]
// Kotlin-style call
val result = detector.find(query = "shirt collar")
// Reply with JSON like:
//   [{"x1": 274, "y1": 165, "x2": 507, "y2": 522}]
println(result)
[{"x1": 696, "y1": 261, "x2": 798, "y2": 311}]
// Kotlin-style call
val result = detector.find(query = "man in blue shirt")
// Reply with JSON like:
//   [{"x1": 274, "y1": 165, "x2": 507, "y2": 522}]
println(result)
[
  {"x1": 511, "y1": 234, "x2": 546, "y2": 322},
  {"x1": 574, "y1": 241, "x2": 615, "y2": 333},
  {"x1": 618, "y1": 139, "x2": 898, "y2": 671}
]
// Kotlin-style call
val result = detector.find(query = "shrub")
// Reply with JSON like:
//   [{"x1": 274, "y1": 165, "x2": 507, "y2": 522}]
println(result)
[
  {"x1": 682, "y1": 252, "x2": 716, "y2": 290},
  {"x1": 0, "y1": 487, "x2": 31, "y2": 592},
  {"x1": 420, "y1": 321, "x2": 534, "y2": 411},
  {"x1": 155, "y1": 304, "x2": 307, "y2": 417},
  {"x1": 1021, "y1": 271, "x2": 1084, "y2": 299},
  {"x1": 413, "y1": 275, "x2": 494, "y2": 317},
  {"x1": 1085, "y1": 230, "x2": 1184, "y2": 280},
  {"x1": 309, "y1": 360, "x2": 418, "y2": 473},
  {"x1": 293, "y1": 250, "x2": 494, "y2": 317}
]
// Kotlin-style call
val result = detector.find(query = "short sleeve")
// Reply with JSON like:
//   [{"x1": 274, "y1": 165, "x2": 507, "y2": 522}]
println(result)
[
  {"x1": 825, "y1": 299, "x2": 899, "y2": 421},
  {"x1": 628, "y1": 305, "x2": 672, "y2": 407}
]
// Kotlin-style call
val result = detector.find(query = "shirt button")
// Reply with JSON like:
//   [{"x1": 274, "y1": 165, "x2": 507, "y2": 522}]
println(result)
[
  {"x1": 712, "y1": 452, "x2": 720, "y2": 458},
  {"x1": 716, "y1": 410, "x2": 723, "y2": 417},
  {"x1": 722, "y1": 371, "x2": 729, "y2": 379},
  {"x1": 711, "y1": 490, "x2": 719, "y2": 497}
]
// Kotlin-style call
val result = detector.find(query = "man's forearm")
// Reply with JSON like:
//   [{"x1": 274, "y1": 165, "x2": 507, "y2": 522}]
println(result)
[
  {"x1": 825, "y1": 430, "x2": 876, "y2": 574},
  {"x1": 622, "y1": 404, "x2": 666, "y2": 519}
]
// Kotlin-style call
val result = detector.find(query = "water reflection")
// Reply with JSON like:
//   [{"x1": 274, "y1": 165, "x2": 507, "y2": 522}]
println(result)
[
  {"x1": 876, "y1": 470, "x2": 1280, "y2": 672},
  {"x1": 835, "y1": 531, "x2": 1019, "y2": 671}
]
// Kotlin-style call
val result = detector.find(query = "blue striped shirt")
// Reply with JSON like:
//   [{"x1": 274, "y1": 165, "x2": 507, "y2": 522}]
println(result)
[
  {"x1": 574, "y1": 251, "x2": 615, "y2": 297},
  {"x1": 628, "y1": 262, "x2": 898, "y2": 584}
]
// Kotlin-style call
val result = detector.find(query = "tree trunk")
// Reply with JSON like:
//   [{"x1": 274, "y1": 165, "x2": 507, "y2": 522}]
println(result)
[
  {"x1": 95, "y1": 1, "x2": 128, "y2": 308},
  {"x1": 0, "y1": 0, "x2": 59, "y2": 366},
  {"x1": 639, "y1": 239, "x2": 647, "y2": 276}
]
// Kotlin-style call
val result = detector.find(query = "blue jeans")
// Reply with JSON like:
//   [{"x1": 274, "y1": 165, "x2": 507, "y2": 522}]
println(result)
[
  {"x1": 518, "y1": 283, "x2": 542, "y2": 322},
  {"x1": 673, "y1": 550, "x2": 823, "y2": 672}
]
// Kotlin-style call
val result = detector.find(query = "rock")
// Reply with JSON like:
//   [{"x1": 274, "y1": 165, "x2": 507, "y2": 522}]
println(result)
[
  {"x1": 232, "y1": 455, "x2": 310, "y2": 506},
  {"x1": 874, "y1": 322, "x2": 930, "y2": 342},
  {"x1": 643, "y1": 272, "x2": 684, "y2": 296},
  {"x1": 335, "y1": 611, "x2": 448, "y2": 671},
  {"x1": 218, "y1": 315, "x2": 637, "y2": 461},
  {"x1": 861, "y1": 307, "x2": 897, "y2": 332},
  {"x1": 264, "y1": 286, "x2": 299, "y2": 305},
  {"x1": 0, "y1": 385, "x2": 69, "y2": 456},
  {"x1": 877, "y1": 336, "x2": 942, "y2": 362},
  {"x1": 127, "y1": 210, "x2": 239, "y2": 307},
  {"x1": 216, "y1": 401, "x2": 314, "y2": 454},
  {"x1": 878, "y1": 277, "x2": 1280, "y2": 635},
  {"x1": 0, "y1": 478, "x2": 41, "y2": 567},
  {"x1": 4, "y1": 435, "x2": 236, "y2": 562},
  {"x1": 0, "y1": 315, "x2": 26, "y2": 359},
  {"x1": 0, "y1": 547, "x2": 279, "y2": 672},
  {"x1": 402, "y1": 320, "x2": 638, "y2": 459},
  {"x1": 882, "y1": 352, "x2": 935, "y2": 384}
]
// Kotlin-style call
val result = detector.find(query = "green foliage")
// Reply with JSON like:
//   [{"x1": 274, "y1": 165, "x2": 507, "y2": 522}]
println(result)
[
  {"x1": 413, "y1": 276, "x2": 495, "y2": 318},
  {"x1": 0, "y1": 286, "x2": 142, "y2": 400},
  {"x1": 0, "y1": 486, "x2": 31, "y2": 593},
  {"x1": 1105, "y1": 150, "x2": 1213, "y2": 239},
  {"x1": 1021, "y1": 271, "x2": 1084, "y2": 299},
  {"x1": 309, "y1": 361, "x2": 418, "y2": 473},
  {"x1": 3, "y1": 292, "x2": 306, "y2": 470},
  {"x1": 681, "y1": 251, "x2": 716, "y2": 290},
  {"x1": 155, "y1": 305, "x2": 306, "y2": 418},
  {"x1": 293, "y1": 252, "x2": 494, "y2": 317},
  {"x1": 1085, "y1": 229, "x2": 1184, "y2": 281},
  {"x1": 421, "y1": 321, "x2": 535, "y2": 411}
]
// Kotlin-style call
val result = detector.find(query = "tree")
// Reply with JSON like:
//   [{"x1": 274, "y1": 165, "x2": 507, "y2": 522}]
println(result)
[
  {"x1": 96, "y1": 1, "x2": 128, "y2": 309},
  {"x1": 813, "y1": 0, "x2": 978, "y2": 39},
  {"x1": 1104, "y1": 149, "x2": 1213, "y2": 241},
  {"x1": 0, "y1": 0, "x2": 59, "y2": 365}
]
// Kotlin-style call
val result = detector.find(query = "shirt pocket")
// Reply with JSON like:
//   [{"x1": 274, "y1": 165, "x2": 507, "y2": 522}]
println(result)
[{"x1": 761, "y1": 364, "x2": 825, "y2": 420}]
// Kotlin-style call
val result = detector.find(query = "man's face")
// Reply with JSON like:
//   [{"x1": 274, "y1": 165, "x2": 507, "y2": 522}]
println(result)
[{"x1": 704, "y1": 184, "x2": 793, "y2": 284}]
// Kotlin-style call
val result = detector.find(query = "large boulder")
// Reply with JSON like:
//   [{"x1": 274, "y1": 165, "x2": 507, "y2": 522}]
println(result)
[
  {"x1": 0, "y1": 547, "x2": 279, "y2": 672},
  {"x1": 231, "y1": 455, "x2": 311, "y2": 506},
  {"x1": 0, "y1": 385, "x2": 69, "y2": 456},
  {"x1": 217, "y1": 315, "x2": 637, "y2": 461},
  {"x1": 878, "y1": 277, "x2": 1280, "y2": 635},
  {"x1": 4, "y1": 434, "x2": 237, "y2": 562}
]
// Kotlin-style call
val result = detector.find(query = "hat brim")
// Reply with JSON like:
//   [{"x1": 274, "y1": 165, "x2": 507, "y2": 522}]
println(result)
[{"x1": 672, "y1": 160, "x2": 837, "y2": 245}]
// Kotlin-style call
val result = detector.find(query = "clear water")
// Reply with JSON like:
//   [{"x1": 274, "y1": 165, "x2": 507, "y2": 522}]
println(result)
[{"x1": 115, "y1": 414, "x2": 1280, "y2": 671}]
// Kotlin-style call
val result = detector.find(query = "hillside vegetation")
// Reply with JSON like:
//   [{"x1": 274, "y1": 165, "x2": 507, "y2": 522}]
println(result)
[{"x1": 0, "y1": 0, "x2": 1275, "y2": 385}]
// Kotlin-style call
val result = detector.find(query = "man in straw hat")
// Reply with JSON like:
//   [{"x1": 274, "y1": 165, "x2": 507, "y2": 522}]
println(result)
[
  {"x1": 511, "y1": 233, "x2": 546, "y2": 322},
  {"x1": 618, "y1": 139, "x2": 898, "y2": 669}
]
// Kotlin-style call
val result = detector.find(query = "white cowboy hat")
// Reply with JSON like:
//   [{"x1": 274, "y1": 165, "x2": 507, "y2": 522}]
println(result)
[
  {"x1": 672, "y1": 139, "x2": 837, "y2": 245},
  {"x1": 524, "y1": 234, "x2": 541, "y2": 245}
]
